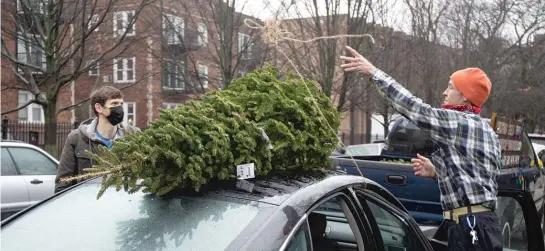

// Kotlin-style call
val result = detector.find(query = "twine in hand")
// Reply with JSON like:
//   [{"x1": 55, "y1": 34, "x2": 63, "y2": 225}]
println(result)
[{"x1": 244, "y1": 19, "x2": 375, "y2": 45}]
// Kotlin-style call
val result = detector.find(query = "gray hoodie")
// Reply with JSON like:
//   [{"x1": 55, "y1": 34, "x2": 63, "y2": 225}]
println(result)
[{"x1": 54, "y1": 118, "x2": 140, "y2": 193}]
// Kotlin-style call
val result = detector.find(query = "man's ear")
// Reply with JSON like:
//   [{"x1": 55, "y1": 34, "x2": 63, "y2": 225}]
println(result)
[
  {"x1": 94, "y1": 103, "x2": 102, "y2": 114},
  {"x1": 462, "y1": 96, "x2": 470, "y2": 105}
]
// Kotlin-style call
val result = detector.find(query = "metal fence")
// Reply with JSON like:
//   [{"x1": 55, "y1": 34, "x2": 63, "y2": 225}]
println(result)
[{"x1": 1, "y1": 117, "x2": 77, "y2": 158}]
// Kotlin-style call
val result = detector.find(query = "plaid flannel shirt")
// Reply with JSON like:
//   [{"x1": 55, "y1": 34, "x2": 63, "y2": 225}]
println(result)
[{"x1": 371, "y1": 69, "x2": 502, "y2": 211}]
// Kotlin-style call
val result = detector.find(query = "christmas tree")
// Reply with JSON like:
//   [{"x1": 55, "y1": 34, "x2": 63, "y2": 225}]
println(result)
[{"x1": 68, "y1": 64, "x2": 341, "y2": 199}]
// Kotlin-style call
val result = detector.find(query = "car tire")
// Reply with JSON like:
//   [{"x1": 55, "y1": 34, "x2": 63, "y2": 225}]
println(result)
[{"x1": 502, "y1": 221, "x2": 512, "y2": 248}]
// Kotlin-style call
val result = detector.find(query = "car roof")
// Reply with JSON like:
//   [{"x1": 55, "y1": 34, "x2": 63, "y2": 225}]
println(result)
[
  {"x1": 528, "y1": 133, "x2": 545, "y2": 139},
  {"x1": 66, "y1": 171, "x2": 371, "y2": 207},
  {"x1": 0, "y1": 140, "x2": 32, "y2": 146},
  {"x1": 9, "y1": 169, "x2": 376, "y2": 220},
  {"x1": 0, "y1": 141, "x2": 59, "y2": 163}
]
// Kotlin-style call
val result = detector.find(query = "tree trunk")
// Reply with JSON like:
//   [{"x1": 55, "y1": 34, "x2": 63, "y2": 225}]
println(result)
[
  {"x1": 383, "y1": 120, "x2": 390, "y2": 137},
  {"x1": 43, "y1": 102, "x2": 58, "y2": 158},
  {"x1": 349, "y1": 105, "x2": 355, "y2": 145},
  {"x1": 364, "y1": 90, "x2": 372, "y2": 143}
]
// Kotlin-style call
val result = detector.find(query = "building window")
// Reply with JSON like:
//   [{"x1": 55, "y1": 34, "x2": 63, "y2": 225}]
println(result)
[
  {"x1": 163, "y1": 14, "x2": 184, "y2": 45},
  {"x1": 18, "y1": 91, "x2": 44, "y2": 122},
  {"x1": 17, "y1": 0, "x2": 44, "y2": 14},
  {"x1": 217, "y1": 30, "x2": 224, "y2": 50},
  {"x1": 123, "y1": 102, "x2": 136, "y2": 125},
  {"x1": 113, "y1": 57, "x2": 135, "y2": 83},
  {"x1": 113, "y1": 10, "x2": 135, "y2": 37},
  {"x1": 88, "y1": 59, "x2": 99, "y2": 76},
  {"x1": 197, "y1": 64, "x2": 208, "y2": 89},
  {"x1": 163, "y1": 103, "x2": 180, "y2": 110},
  {"x1": 217, "y1": 72, "x2": 223, "y2": 87},
  {"x1": 88, "y1": 14, "x2": 99, "y2": 31},
  {"x1": 162, "y1": 59, "x2": 184, "y2": 90},
  {"x1": 17, "y1": 32, "x2": 46, "y2": 71},
  {"x1": 238, "y1": 32, "x2": 253, "y2": 59},
  {"x1": 197, "y1": 22, "x2": 208, "y2": 45}
]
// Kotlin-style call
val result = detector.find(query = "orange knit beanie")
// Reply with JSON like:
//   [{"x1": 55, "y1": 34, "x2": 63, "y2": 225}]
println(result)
[{"x1": 450, "y1": 68, "x2": 492, "y2": 108}]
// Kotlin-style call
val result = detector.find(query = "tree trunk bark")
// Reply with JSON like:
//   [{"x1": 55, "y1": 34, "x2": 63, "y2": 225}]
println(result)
[
  {"x1": 364, "y1": 89, "x2": 372, "y2": 143},
  {"x1": 43, "y1": 102, "x2": 58, "y2": 158}
]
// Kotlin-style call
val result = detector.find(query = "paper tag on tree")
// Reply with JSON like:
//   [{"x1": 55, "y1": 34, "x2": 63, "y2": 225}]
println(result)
[{"x1": 237, "y1": 163, "x2": 255, "y2": 179}]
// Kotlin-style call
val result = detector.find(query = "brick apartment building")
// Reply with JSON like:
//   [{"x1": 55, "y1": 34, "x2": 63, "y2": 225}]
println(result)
[
  {"x1": 2, "y1": 0, "x2": 452, "y2": 146},
  {"x1": 1, "y1": 0, "x2": 264, "y2": 129}
]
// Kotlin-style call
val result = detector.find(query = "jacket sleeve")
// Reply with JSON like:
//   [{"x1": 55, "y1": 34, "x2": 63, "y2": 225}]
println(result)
[
  {"x1": 54, "y1": 130, "x2": 78, "y2": 194},
  {"x1": 370, "y1": 69, "x2": 460, "y2": 145}
]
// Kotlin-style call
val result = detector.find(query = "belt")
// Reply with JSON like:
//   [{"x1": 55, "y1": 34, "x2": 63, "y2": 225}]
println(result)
[{"x1": 443, "y1": 205, "x2": 490, "y2": 224}]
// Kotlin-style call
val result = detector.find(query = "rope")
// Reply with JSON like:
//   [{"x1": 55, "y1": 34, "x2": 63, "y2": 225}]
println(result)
[
  {"x1": 244, "y1": 19, "x2": 376, "y2": 45},
  {"x1": 244, "y1": 18, "x2": 376, "y2": 178}
]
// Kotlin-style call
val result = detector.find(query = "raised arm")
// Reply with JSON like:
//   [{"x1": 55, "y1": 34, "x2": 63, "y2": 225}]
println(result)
[{"x1": 340, "y1": 46, "x2": 459, "y2": 144}]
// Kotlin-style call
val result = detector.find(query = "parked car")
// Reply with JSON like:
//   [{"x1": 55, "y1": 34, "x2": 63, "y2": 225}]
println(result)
[
  {"x1": 528, "y1": 134, "x2": 545, "y2": 163},
  {"x1": 1, "y1": 171, "x2": 543, "y2": 251},
  {"x1": 532, "y1": 143, "x2": 545, "y2": 162},
  {"x1": 528, "y1": 133, "x2": 545, "y2": 146},
  {"x1": 0, "y1": 140, "x2": 58, "y2": 219},
  {"x1": 332, "y1": 116, "x2": 545, "y2": 248}
]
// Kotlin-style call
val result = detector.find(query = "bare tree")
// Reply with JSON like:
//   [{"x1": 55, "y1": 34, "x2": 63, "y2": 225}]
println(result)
[
  {"x1": 364, "y1": 29, "x2": 413, "y2": 136},
  {"x1": 403, "y1": 0, "x2": 450, "y2": 106},
  {"x1": 139, "y1": 0, "x2": 269, "y2": 97},
  {"x1": 270, "y1": 0, "x2": 375, "y2": 113},
  {"x1": 1, "y1": 0, "x2": 156, "y2": 156}
]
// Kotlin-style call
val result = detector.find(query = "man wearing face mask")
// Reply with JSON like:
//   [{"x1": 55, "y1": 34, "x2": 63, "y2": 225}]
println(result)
[{"x1": 54, "y1": 86, "x2": 140, "y2": 193}]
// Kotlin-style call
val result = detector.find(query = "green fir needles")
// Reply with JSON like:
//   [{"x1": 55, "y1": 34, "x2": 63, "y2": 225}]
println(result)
[{"x1": 64, "y1": 64, "x2": 341, "y2": 199}]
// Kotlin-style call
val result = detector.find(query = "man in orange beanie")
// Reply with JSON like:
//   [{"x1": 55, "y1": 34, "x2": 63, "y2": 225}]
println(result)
[{"x1": 341, "y1": 46, "x2": 502, "y2": 250}]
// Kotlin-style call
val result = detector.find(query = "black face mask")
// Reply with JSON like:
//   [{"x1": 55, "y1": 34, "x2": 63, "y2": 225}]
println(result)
[{"x1": 105, "y1": 105, "x2": 124, "y2": 126}]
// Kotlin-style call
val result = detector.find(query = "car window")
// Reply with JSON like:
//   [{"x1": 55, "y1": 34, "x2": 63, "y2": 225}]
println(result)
[
  {"x1": 285, "y1": 219, "x2": 311, "y2": 251},
  {"x1": 520, "y1": 133, "x2": 536, "y2": 167},
  {"x1": 1, "y1": 148, "x2": 18, "y2": 176},
  {"x1": 358, "y1": 193, "x2": 428, "y2": 251},
  {"x1": 8, "y1": 147, "x2": 57, "y2": 175},
  {"x1": 384, "y1": 117, "x2": 437, "y2": 156},
  {"x1": 496, "y1": 196, "x2": 528, "y2": 250},
  {"x1": 0, "y1": 184, "x2": 275, "y2": 251},
  {"x1": 308, "y1": 195, "x2": 363, "y2": 251}
]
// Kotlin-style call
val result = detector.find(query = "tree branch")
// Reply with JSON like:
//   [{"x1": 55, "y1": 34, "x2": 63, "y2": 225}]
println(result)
[
  {"x1": 1, "y1": 100, "x2": 36, "y2": 116},
  {"x1": 1, "y1": 86, "x2": 29, "y2": 92}
]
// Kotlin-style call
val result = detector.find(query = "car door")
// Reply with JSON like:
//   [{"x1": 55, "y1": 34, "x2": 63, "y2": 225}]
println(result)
[
  {"x1": 7, "y1": 147, "x2": 58, "y2": 205},
  {"x1": 520, "y1": 132, "x2": 545, "y2": 218},
  {"x1": 0, "y1": 147, "x2": 30, "y2": 218},
  {"x1": 350, "y1": 186, "x2": 434, "y2": 251},
  {"x1": 495, "y1": 189, "x2": 545, "y2": 251},
  {"x1": 281, "y1": 191, "x2": 377, "y2": 251}
]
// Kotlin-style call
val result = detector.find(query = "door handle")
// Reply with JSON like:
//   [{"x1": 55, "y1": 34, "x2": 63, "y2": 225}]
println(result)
[
  {"x1": 386, "y1": 175, "x2": 407, "y2": 186},
  {"x1": 30, "y1": 179, "x2": 43, "y2": 184}
]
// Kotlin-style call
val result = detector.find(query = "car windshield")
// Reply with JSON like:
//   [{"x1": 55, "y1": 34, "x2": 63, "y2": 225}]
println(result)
[{"x1": 1, "y1": 182, "x2": 275, "y2": 251}]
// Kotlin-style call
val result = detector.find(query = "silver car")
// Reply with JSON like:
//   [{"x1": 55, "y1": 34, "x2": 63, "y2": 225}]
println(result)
[{"x1": 1, "y1": 140, "x2": 58, "y2": 219}]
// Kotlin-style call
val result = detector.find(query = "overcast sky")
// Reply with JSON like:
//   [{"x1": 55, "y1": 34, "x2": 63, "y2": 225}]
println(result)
[{"x1": 236, "y1": 0, "x2": 410, "y2": 33}]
